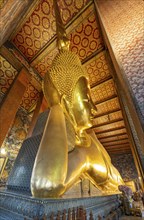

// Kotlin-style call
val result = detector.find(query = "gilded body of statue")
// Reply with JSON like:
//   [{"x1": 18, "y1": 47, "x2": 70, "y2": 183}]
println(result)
[{"x1": 30, "y1": 48, "x2": 124, "y2": 198}]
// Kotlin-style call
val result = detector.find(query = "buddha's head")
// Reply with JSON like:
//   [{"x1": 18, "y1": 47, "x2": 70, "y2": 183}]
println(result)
[
  {"x1": 72, "y1": 77, "x2": 96, "y2": 131},
  {"x1": 43, "y1": 50, "x2": 96, "y2": 132}
]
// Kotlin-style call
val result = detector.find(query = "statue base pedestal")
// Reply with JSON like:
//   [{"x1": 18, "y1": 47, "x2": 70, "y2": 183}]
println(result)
[{"x1": 0, "y1": 189, "x2": 123, "y2": 219}]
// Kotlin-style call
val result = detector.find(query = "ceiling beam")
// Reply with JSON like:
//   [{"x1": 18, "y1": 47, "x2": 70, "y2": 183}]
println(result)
[
  {"x1": 82, "y1": 47, "x2": 105, "y2": 65},
  {"x1": 93, "y1": 108, "x2": 121, "y2": 118},
  {"x1": 104, "y1": 143, "x2": 130, "y2": 149},
  {"x1": 95, "y1": 109, "x2": 122, "y2": 119},
  {"x1": 94, "y1": 125, "x2": 125, "y2": 134},
  {"x1": 92, "y1": 118, "x2": 124, "y2": 128},
  {"x1": 97, "y1": 132, "x2": 127, "y2": 139},
  {"x1": 94, "y1": 96, "x2": 119, "y2": 111},
  {"x1": 101, "y1": 137, "x2": 129, "y2": 144},
  {"x1": 91, "y1": 77, "x2": 112, "y2": 89},
  {"x1": 0, "y1": 45, "x2": 22, "y2": 71},
  {"x1": 90, "y1": 75, "x2": 112, "y2": 89},
  {"x1": 103, "y1": 140, "x2": 129, "y2": 147},
  {"x1": 94, "y1": 94, "x2": 117, "y2": 106}
]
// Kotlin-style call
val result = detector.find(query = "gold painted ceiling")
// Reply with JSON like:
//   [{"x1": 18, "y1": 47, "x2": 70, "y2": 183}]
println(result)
[{"x1": 0, "y1": 0, "x2": 132, "y2": 156}]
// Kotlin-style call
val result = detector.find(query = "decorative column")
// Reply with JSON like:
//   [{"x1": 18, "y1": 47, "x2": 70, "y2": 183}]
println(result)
[{"x1": 0, "y1": 68, "x2": 31, "y2": 147}]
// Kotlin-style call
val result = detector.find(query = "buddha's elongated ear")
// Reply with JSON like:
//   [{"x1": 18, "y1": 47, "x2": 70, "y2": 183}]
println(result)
[
  {"x1": 42, "y1": 72, "x2": 61, "y2": 107},
  {"x1": 60, "y1": 95, "x2": 77, "y2": 127},
  {"x1": 60, "y1": 95, "x2": 70, "y2": 114}
]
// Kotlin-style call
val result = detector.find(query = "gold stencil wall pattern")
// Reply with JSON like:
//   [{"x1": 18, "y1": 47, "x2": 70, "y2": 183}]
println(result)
[{"x1": 0, "y1": 55, "x2": 18, "y2": 96}]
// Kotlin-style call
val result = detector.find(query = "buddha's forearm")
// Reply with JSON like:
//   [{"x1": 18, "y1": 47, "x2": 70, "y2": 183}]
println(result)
[
  {"x1": 31, "y1": 105, "x2": 68, "y2": 198},
  {"x1": 65, "y1": 147, "x2": 87, "y2": 189}
]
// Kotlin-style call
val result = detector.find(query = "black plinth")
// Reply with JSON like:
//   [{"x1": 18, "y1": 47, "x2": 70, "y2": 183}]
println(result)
[{"x1": 0, "y1": 190, "x2": 122, "y2": 219}]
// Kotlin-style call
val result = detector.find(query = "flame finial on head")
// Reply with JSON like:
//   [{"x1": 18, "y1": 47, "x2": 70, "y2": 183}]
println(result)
[{"x1": 53, "y1": 0, "x2": 70, "y2": 51}]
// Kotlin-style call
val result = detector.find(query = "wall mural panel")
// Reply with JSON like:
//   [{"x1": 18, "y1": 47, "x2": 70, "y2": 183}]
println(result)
[
  {"x1": 111, "y1": 154, "x2": 138, "y2": 182},
  {"x1": 1, "y1": 108, "x2": 32, "y2": 158},
  {"x1": 0, "y1": 108, "x2": 32, "y2": 186},
  {"x1": 97, "y1": 128, "x2": 127, "y2": 139}
]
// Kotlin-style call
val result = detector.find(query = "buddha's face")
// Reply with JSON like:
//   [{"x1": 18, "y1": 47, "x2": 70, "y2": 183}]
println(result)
[{"x1": 72, "y1": 77, "x2": 96, "y2": 131}]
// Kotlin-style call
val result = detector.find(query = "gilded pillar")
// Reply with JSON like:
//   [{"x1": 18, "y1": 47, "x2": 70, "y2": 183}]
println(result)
[{"x1": 0, "y1": 68, "x2": 31, "y2": 147}]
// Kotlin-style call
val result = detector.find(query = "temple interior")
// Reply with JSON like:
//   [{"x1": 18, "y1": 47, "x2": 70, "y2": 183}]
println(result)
[{"x1": 0, "y1": 0, "x2": 144, "y2": 219}]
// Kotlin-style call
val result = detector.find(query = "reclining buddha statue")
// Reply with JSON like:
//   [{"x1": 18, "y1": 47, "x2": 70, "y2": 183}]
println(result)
[
  {"x1": 30, "y1": 51, "x2": 124, "y2": 198},
  {"x1": 30, "y1": 3, "x2": 124, "y2": 198}
]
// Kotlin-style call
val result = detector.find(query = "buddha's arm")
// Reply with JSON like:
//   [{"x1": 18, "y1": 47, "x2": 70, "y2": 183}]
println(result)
[
  {"x1": 88, "y1": 131, "x2": 124, "y2": 188},
  {"x1": 63, "y1": 132, "x2": 109, "y2": 191},
  {"x1": 85, "y1": 135, "x2": 109, "y2": 186},
  {"x1": 31, "y1": 104, "x2": 68, "y2": 198},
  {"x1": 64, "y1": 147, "x2": 87, "y2": 190}
]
